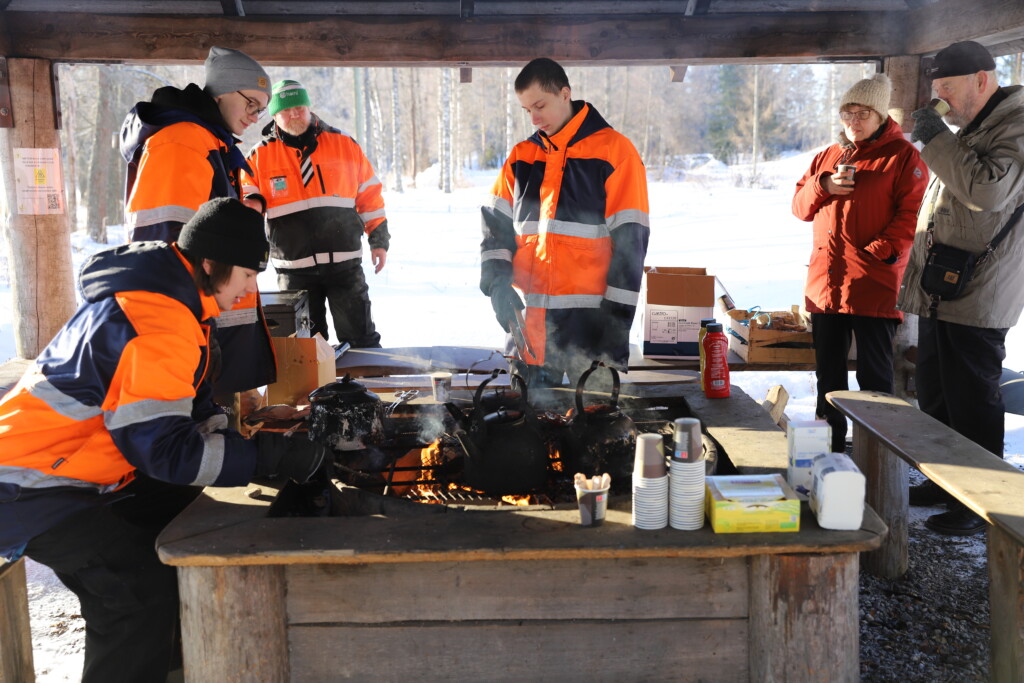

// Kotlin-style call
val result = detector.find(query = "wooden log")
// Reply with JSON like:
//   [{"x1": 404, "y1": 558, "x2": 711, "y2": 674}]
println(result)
[
  {"x1": 0, "y1": 559, "x2": 35, "y2": 683},
  {"x1": 749, "y1": 552, "x2": 859, "y2": 682},
  {"x1": 0, "y1": 58, "x2": 76, "y2": 359},
  {"x1": 178, "y1": 565, "x2": 288, "y2": 682},
  {"x1": 290, "y1": 619, "x2": 749, "y2": 681},
  {"x1": 761, "y1": 383, "x2": 790, "y2": 429},
  {"x1": 988, "y1": 525, "x2": 1024, "y2": 683},
  {"x1": 6, "y1": 11, "x2": 906, "y2": 66},
  {"x1": 850, "y1": 421, "x2": 909, "y2": 579},
  {"x1": 287, "y1": 556, "x2": 748, "y2": 623},
  {"x1": 883, "y1": 55, "x2": 922, "y2": 132}
]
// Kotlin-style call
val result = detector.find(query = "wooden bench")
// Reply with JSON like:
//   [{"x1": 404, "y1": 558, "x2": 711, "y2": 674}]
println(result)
[
  {"x1": 828, "y1": 389, "x2": 1024, "y2": 682},
  {"x1": 0, "y1": 358, "x2": 36, "y2": 683}
]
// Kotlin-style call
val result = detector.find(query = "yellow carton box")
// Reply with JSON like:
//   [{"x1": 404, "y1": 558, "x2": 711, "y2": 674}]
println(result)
[{"x1": 705, "y1": 474, "x2": 801, "y2": 533}]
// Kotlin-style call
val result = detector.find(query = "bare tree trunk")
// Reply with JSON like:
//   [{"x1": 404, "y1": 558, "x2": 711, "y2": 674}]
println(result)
[
  {"x1": 408, "y1": 70, "x2": 418, "y2": 188},
  {"x1": 58, "y1": 64, "x2": 79, "y2": 232},
  {"x1": 439, "y1": 68, "x2": 452, "y2": 193},
  {"x1": 752, "y1": 65, "x2": 760, "y2": 179},
  {"x1": 353, "y1": 67, "x2": 364, "y2": 148},
  {"x1": 505, "y1": 67, "x2": 514, "y2": 157},
  {"x1": 390, "y1": 68, "x2": 403, "y2": 193},
  {"x1": 87, "y1": 66, "x2": 115, "y2": 244}
]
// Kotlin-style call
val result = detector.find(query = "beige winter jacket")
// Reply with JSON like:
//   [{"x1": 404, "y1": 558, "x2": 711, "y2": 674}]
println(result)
[{"x1": 898, "y1": 85, "x2": 1024, "y2": 328}]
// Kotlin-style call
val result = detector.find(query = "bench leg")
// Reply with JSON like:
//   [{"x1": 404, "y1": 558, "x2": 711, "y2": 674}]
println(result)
[
  {"x1": 989, "y1": 526, "x2": 1024, "y2": 682},
  {"x1": 851, "y1": 423, "x2": 908, "y2": 579},
  {"x1": 0, "y1": 558, "x2": 36, "y2": 683},
  {"x1": 749, "y1": 552, "x2": 859, "y2": 682}
]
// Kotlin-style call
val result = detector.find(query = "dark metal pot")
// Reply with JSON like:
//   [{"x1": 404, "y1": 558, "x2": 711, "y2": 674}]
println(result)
[
  {"x1": 563, "y1": 361, "x2": 637, "y2": 482},
  {"x1": 308, "y1": 374, "x2": 384, "y2": 452}
]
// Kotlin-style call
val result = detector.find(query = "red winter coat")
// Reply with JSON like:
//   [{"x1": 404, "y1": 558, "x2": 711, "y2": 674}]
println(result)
[{"x1": 793, "y1": 118, "x2": 928, "y2": 320}]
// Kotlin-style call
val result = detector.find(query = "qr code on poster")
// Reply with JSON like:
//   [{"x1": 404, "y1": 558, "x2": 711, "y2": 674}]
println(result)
[{"x1": 46, "y1": 193, "x2": 60, "y2": 210}]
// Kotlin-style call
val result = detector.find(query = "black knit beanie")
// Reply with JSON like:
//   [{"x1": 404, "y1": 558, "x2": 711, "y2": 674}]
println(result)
[{"x1": 178, "y1": 198, "x2": 269, "y2": 272}]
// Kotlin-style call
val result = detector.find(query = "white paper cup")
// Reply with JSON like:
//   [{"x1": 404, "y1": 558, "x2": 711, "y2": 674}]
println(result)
[
  {"x1": 430, "y1": 372, "x2": 453, "y2": 402},
  {"x1": 634, "y1": 433, "x2": 666, "y2": 478},
  {"x1": 576, "y1": 485, "x2": 610, "y2": 527}
]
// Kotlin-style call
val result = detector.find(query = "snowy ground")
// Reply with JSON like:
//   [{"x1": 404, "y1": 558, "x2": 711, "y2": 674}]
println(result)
[{"x1": 3, "y1": 151, "x2": 1019, "y2": 679}]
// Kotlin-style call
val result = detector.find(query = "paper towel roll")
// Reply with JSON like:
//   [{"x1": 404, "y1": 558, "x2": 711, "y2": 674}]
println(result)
[{"x1": 809, "y1": 452, "x2": 865, "y2": 531}]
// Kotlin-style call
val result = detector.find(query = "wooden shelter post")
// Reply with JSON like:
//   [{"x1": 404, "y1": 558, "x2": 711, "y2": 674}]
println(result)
[{"x1": 0, "y1": 57, "x2": 75, "y2": 359}]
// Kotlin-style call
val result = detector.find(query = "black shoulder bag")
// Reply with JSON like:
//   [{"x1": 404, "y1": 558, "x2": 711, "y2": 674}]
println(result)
[{"x1": 920, "y1": 201, "x2": 1024, "y2": 318}]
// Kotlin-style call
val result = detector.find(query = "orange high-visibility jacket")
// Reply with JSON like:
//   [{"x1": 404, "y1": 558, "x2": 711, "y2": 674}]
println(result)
[
  {"x1": 480, "y1": 101, "x2": 650, "y2": 369},
  {"x1": 120, "y1": 84, "x2": 276, "y2": 394},
  {"x1": 0, "y1": 243, "x2": 258, "y2": 561},
  {"x1": 241, "y1": 115, "x2": 390, "y2": 272}
]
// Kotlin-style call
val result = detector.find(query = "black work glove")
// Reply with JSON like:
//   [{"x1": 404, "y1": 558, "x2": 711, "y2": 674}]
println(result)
[
  {"x1": 489, "y1": 280, "x2": 524, "y2": 333},
  {"x1": 911, "y1": 107, "x2": 948, "y2": 144},
  {"x1": 255, "y1": 431, "x2": 328, "y2": 483}
]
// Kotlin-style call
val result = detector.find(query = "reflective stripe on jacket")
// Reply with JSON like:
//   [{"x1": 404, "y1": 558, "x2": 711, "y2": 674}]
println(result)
[
  {"x1": 793, "y1": 117, "x2": 928, "y2": 320},
  {"x1": 0, "y1": 243, "x2": 259, "y2": 559},
  {"x1": 480, "y1": 101, "x2": 650, "y2": 368},
  {"x1": 241, "y1": 115, "x2": 390, "y2": 272}
]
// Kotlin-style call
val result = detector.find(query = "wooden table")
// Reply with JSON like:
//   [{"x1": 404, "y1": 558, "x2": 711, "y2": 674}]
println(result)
[
  {"x1": 158, "y1": 383, "x2": 883, "y2": 682},
  {"x1": 335, "y1": 344, "x2": 818, "y2": 378}
]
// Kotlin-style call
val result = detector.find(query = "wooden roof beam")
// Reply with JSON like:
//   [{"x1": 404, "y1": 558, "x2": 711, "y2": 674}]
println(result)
[
  {"x1": 0, "y1": 11, "x2": 909, "y2": 66},
  {"x1": 906, "y1": 0, "x2": 1024, "y2": 57}
]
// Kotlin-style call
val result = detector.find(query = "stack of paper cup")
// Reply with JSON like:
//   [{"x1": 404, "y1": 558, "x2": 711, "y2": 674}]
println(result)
[
  {"x1": 632, "y1": 433, "x2": 668, "y2": 529},
  {"x1": 669, "y1": 418, "x2": 706, "y2": 530}
]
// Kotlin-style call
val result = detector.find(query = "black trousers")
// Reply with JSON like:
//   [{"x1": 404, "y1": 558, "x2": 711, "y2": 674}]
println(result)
[
  {"x1": 812, "y1": 313, "x2": 898, "y2": 452},
  {"x1": 916, "y1": 316, "x2": 1006, "y2": 457},
  {"x1": 24, "y1": 477, "x2": 201, "y2": 683},
  {"x1": 278, "y1": 264, "x2": 382, "y2": 348}
]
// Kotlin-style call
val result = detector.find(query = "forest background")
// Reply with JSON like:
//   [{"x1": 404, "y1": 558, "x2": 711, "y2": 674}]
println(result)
[{"x1": 52, "y1": 56, "x2": 1020, "y2": 242}]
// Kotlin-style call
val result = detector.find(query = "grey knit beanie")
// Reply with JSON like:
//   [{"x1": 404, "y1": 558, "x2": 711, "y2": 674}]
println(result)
[
  {"x1": 178, "y1": 198, "x2": 269, "y2": 272},
  {"x1": 839, "y1": 73, "x2": 892, "y2": 120},
  {"x1": 203, "y1": 46, "x2": 271, "y2": 99}
]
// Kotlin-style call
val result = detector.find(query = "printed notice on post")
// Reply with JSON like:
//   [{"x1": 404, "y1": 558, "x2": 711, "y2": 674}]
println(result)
[{"x1": 14, "y1": 148, "x2": 64, "y2": 215}]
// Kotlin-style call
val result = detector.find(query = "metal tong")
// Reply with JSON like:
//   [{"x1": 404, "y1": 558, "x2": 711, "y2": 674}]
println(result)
[
  {"x1": 386, "y1": 389, "x2": 419, "y2": 416},
  {"x1": 507, "y1": 307, "x2": 537, "y2": 361}
]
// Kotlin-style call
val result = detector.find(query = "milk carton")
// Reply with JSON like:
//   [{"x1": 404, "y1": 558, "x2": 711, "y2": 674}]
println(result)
[
  {"x1": 809, "y1": 452, "x2": 866, "y2": 530},
  {"x1": 787, "y1": 420, "x2": 831, "y2": 498}
]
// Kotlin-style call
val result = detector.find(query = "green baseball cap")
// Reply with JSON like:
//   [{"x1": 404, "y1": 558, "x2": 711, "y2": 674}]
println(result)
[{"x1": 268, "y1": 79, "x2": 311, "y2": 117}]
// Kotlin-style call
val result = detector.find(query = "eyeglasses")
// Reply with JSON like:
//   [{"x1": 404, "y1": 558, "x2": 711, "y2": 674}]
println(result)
[
  {"x1": 839, "y1": 110, "x2": 874, "y2": 123},
  {"x1": 236, "y1": 91, "x2": 267, "y2": 118}
]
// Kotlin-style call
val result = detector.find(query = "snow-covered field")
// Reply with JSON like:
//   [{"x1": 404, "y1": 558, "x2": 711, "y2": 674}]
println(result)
[{"x1": 3, "y1": 151, "x2": 1017, "y2": 679}]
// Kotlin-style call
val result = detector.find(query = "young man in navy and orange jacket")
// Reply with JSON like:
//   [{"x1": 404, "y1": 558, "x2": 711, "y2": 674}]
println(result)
[
  {"x1": 481, "y1": 58, "x2": 651, "y2": 389},
  {"x1": 242, "y1": 79, "x2": 390, "y2": 349},
  {"x1": 0, "y1": 199, "x2": 326, "y2": 682},
  {"x1": 120, "y1": 46, "x2": 277, "y2": 395}
]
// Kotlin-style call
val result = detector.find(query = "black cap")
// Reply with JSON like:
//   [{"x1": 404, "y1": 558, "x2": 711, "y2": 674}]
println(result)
[
  {"x1": 925, "y1": 41, "x2": 996, "y2": 79},
  {"x1": 706, "y1": 323, "x2": 724, "y2": 333},
  {"x1": 178, "y1": 198, "x2": 269, "y2": 272}
]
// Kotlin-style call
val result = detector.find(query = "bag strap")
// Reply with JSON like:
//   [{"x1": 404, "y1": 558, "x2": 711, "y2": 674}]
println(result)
[{"x1": 975, "y1": 201, "x2": 1024, "y2": 268}]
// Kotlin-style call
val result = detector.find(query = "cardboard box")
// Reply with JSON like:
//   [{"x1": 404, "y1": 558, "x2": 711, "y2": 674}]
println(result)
[
  {"x1": 726, "y1": 307, "x2": 815, "y2": 364},
  {"x1": 641, "y1": 266, "x2": 715, "y2": 359},
  {"x1": 705, "y1": 474, "x2": 801, "y2": 533},
  {"x1": 265, "y1": 333, "x2": 335, "y2": 406},
  {"x1": 787, "y1": 420, "x2": 832, "y2": 497}
]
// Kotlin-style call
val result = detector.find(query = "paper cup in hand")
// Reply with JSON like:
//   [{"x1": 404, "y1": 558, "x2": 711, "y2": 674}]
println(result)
[
  {"x1": 634, "y1": 433, "x2": 666, "y2": 478},
  {"x1": 430, "y1": 372, "x2": 452, "y2": 402},
  {"x1": 576, "y1": 485, "x2": 610, "y2": 527}
]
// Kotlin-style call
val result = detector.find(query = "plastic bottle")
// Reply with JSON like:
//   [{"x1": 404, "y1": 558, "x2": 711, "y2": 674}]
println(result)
[
  {"x1": 702, "y1": 322, "x2": 730, "y2": 398},
  {"x1": 698, "y1": 318, "x2": 716, "y2": 391}
]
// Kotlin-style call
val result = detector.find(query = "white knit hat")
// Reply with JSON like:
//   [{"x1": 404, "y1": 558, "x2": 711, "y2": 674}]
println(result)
[{"x1": 839, "y1": 73, "x2": 891, "y2": 120}]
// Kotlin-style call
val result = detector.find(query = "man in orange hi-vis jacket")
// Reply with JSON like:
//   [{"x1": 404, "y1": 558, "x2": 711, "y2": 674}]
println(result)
[{"x1": 481, "y1": 58, "x2": 650, "y2": 389}]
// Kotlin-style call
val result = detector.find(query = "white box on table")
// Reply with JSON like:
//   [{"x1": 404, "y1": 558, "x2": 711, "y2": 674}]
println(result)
[{"x1": 787, "y1": 420, "x2": 831, "y2": 498}]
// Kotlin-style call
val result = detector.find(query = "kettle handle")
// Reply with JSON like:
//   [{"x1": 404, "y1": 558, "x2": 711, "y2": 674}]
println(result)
[
  {"x1": 472, "y1": 368, "x2": 502, "y2": 409},
  {"x1": 574, "y1": 361, "x2": 621, "y2": 414}
]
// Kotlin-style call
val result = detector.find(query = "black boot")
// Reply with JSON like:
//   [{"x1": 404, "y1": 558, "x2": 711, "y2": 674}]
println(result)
[
  {"x1": 924, "y1": 502, "x2": 987, "y2": 536},
  {"x1": 909, "y1": 480, "x2": 953, "y2": 507}
]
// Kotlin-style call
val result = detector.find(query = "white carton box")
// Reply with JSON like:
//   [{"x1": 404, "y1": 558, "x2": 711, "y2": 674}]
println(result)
[{"x1": 787, "y1": 420, "x2": 831, "y2": 498}]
